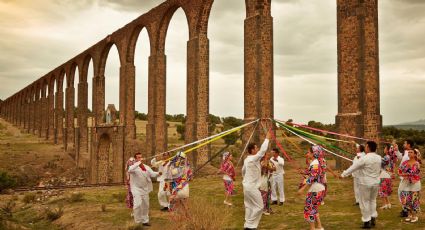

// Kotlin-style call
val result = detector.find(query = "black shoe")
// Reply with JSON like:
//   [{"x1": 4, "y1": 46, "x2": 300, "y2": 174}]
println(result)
[
  {"x1": 279, "y1": 202, "x2": 283, "y2": 206},
  {"x1": 244, "y1": 228, "x2": 256, "y2": 230},
  {"x1": 361, "y1": 221, "x2": 371, "y2": 229},
  {"x1": 354, "y1": 202, "x2": 359, "y2": 206},
  {"x1": 271, "y1": 201, "x2": 278, "y2": 205},
  {"x1": 160, "y1": 207, "x2": 169, "y2": 211},
  {"x1": 142, "y1": 223, "x2": 151, "y2": 227},
  {"x1": 371, "y1": 217, "x2": 376, "y2": 227},
  {"x1": 400, "y1": 210, "x2": 408, "y2": 217}
]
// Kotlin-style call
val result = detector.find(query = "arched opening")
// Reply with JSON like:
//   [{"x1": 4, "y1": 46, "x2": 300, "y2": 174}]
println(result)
[
  {"x1": 209, "y1": 0, "x2": 245, "y2": 119},
  {"x1": 165, "y1": 8, "x2": 188, "y2": 145},
  {"x1": 104, "y1": 44, "x2": 121, "y2": 124},
  {"x1": 87, "y1": 58, "x2": 94, "y2": 127},
  {"x1": 97, "y1": 133, "x2": 113, "y2": 183},
  {"x1": 134, "y1": 28, "x2": 150, "y2": 141},
  {"x1": 73, "y1": 65, "x2": 79, "y2": 128}
]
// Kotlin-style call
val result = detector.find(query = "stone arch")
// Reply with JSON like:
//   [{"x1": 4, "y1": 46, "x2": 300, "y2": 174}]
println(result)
[
  {"x1": 156, "y1": 4, "x2": 192, "y2": 54},
  {"x1": 97, "y1": 133, "x2": 113, "y2": 183},
  {"x1": 99, "y1": 42, "x2": 123, "y2": 76},
  {"x1": 126, "y1": 24, "x2": 154, "y2": 63}
]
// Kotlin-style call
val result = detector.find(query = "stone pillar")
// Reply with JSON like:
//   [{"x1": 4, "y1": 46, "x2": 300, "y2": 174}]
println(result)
[
  {"x1": 94, "y1": 75, "x2": 105, "y2": 125},
  {"x1": 78, "y1": 81, "x2": 89, "y2": 154},
  {"x1": 34, "y1": 92, "x2": 41, "y2": 135},
  {"x1": 65, "y1": 86, "x2": 75, "y2": 149},
  {"x1": 48, "y1": 86, "x2": 55, "y2": 140},
  {"x1": 186, "y1": 35, "x2": 210, "y2": 167},
  {"x1": 335, "y1": 0, "x2": 382, "y2": 167},
  {"x1": 41, "y1": 90, "x2": 48, "y2": 138},
  {"x1": 244, "y1": 0, "x2": 274, "y2": 144},
  {"x1": 121, "y1": 63, "x2": 136, "y2": 160},
  {"x1": 146, "y1": 54, "x2": 167, "y2": 156},
  {"x1": 56, "y1": 89, "x2": 64, "y2": 144}
]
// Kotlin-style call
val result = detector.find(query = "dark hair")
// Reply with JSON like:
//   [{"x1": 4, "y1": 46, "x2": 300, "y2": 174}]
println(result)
[
  {"x1": 247, "y1": 143, "x2": 257, "y2": 154},
  {"x1": 134, "y1": 152, "x2": 142, "y2": 158},
  {"x1": 366, "y1": 141, "x2": 377, "y2": 152},
  {"x1": 405, "y1": 139, "x2": 415, "y2": 148},
  {"x1": 271, "y1": 148, "x2": 279, "y2": 154},
  {"x1": 358, "y1": 144, "x2": 365, "y2": 152}
]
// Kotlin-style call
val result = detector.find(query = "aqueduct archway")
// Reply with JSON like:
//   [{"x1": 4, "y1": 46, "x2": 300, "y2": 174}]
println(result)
[{"x1": 0, "y1": 0, "x2": 381, "y2": 183}]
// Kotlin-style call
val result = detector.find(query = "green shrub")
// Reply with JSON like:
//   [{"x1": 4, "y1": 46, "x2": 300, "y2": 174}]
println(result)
[
  {"x1": 68, "y1": 192, "x2": 84, "y2": 202},
  {"x1": 111, "y1": 192, "x2": 126, "y2": 203},
  {"x1": 0, "y1": 171, "x2": 17, "y2": 192},
  {"x1": 22, "y1": 193, "x2": 36, "y2": 204},
  {"x1": 45, "y1": 205, "x2": 64, "y2": 221}
]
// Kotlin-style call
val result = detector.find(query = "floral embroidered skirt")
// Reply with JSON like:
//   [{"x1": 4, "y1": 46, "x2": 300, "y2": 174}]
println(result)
[
  {"x1": 260, "y1": 189, "x2": 272, "y2": 212},
  {"x1": 223, "y1": 179, "x2": 235, "y2": 196},
  {"x1": 400, "y1": 191, "x2": 420, "y2": 213},
  {"x1": 379, "y1": 178, "x2": 392, "y2": 198},
  {"x1": 304, "y1": 190, "x2": 325, "y2": 222},
  {"x1": 125, "y1": 187, "x2": 133, "y2": 209}
]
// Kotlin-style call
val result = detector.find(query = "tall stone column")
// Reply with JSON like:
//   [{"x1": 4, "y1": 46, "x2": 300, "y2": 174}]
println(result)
[
  {"x1": 34, "y1": 92, "x2": 41, "y2": 135},
  {"x1": 48, "y1": 87, "x2": 55, "y2": 140},
  {"x1": 78, "y1": 81, "x2": 88, "y2": 153},
  {"x1": 335, "y1": 0, "x2": 382, "y2": 167},
  {"x1": 121, "y1": 63, "x2": 136, "y2": 160},
  {"x1": 244, "y1": 0, "x2": 274, "y2": 145},
  {"x1": 56, "y1": 89, "x2": 64, "y2": 144},
  {"x1": 41, "y1": 90, "x2": 48, "y2": 138},
  {"x1": 65, "y1": 86, "x2": 75, "y2": 149},
  {"x1": 94, "y1": 75, "x2": 105, "y2": 125},
  {"x1": 146, "y1": 54, "x2": 167, "y2": 156},
  {"x1": 186, "y1": 35, "x2": 210, "y2": 167}
]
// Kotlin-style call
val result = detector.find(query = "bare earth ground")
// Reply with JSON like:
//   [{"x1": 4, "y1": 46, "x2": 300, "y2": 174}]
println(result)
[{"x1": 1, "y1": 118, "x2": 425, "y2": 229}]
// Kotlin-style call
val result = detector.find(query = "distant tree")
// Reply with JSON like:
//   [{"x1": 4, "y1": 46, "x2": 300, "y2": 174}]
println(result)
[
  {"x1": 0, "y1": 171, "x2": 16, "y2": 192},
  {"x1": 221, "y1": 116, "x2": 243, "y2": 146},
  {"x1": 176, "y1": 124, "x2": 185, "y2": 140}
]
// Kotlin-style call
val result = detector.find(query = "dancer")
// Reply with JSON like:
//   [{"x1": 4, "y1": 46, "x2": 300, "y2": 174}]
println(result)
[
  {"x1": 341, "y1": 141, "x2": 381, "y2": 229},
  {"x1": 352, "y1": 144, "x2": 366, "y2": 205},
  {"x1": 378, "y1": 144, "x2": 394, "y2": 210},
  {"x1": 260, "y1": 151, "x2": 275, "y2": 215},
  {"x1": 128, "y1": 152, "x2": 161, "y2": 226},
  {"x1": 242, "y1": 130, "x2": 271, "y2": 230},
  {"x1": 270, "y1": 148, "x2": 285, "y2": 205},
  {"x1": 395, "y1": 139, "x2": 414, "y2": 217},
  {"x1": 165, "y1": 152, "x2": 192, "y2": 213},
  {"x1": 298, "y1": 145, "x2": 326, "y2": 230},
  {"x1": 398, "y1": 149, "x2": 421, "y2": 223},
  {"x1": 151, "y1": 153, "x2": 171, "y2": 211},
  {"x1": 218, "y1": 151, "x2": 236, "y2": 206}
]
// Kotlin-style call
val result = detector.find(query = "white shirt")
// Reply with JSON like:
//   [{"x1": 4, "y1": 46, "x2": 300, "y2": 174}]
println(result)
[
  {"x1": 396, "y1": 150, "x2": 410, "y2": 166},
  {"x1": 341, "y1": 152, "x2": 382, "y2": 186},
  {"x1": 242, "y1": 139, "x2": 270, "y2": 189},
  {"x1": 128, "y1": 161, "x2": 159, "y2": 195},
  {"x1": 151, "y1": 158, "x2": 168, "y2": 182},
  {"x1": 270, "y1": 156, "x2": 285, "y2": 175},
  {"x1": 352, "y1": 152, "x2": 365, "y2": 178}
]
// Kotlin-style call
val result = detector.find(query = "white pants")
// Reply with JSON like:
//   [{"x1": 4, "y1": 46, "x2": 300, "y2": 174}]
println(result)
[
  {"x1": 243, "y1": 186, "x2": 264, "y2": 228},
  {"x1": 133, "y1": 193, "x2": 150, "y2": 224},
  {"x1": 271, "y1": 174, "x2": 285, "y2": 202},
  {"x1": 354, "y1": 177, "x2": 361, "y2": 203},
  {"x1": 359, "y1": 184, "x2": 378, "y2": 222},
  {"x1": 158, "y1": 181, "x2": 170, "y2": 208}
]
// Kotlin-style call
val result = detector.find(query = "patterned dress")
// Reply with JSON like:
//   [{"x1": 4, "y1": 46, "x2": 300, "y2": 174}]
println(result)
[
  {"x1": 398, "y1": 161, "x2": 421, "y2": 213},
  {"x1": 379, "y1": 155, "x2": 393, "y2": 198},
  {"x1": 260, "y1": 160, "x2": 275, "y2": 213},
  {"x1": 301, "y1": 158, "x2": 326, "y2": 223},
  {"x1": 125, "y1": 158, "x2": 135, "y2": 209},
  {"x1": 220, "y1": 160, "x2": 236, "y2": 195}
]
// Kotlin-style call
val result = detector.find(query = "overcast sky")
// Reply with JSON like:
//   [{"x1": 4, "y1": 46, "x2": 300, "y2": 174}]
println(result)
[{"x1": 0, "y1": 0, "x2": 424, "y2": 125}]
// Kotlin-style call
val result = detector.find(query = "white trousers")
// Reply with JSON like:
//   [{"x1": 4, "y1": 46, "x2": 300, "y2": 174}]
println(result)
[
  {"x1": 133, "y1": 193, "x2": 150, "y2": 224},
  {"x1": 243, "y1": 186, "x2": 264, "y2": 228},
  {"x1": 158, "y1": 181, "x2": 170, "y2": 208},
  {"x1": 271, "y1": 174, "x2": 285, "y2": 202},
  {"x1": 354, "y1": 177, "x2": 361, "y2": 203},
  {"x1": 359, "y1": 184, "x2": 378, "y2": 222}
]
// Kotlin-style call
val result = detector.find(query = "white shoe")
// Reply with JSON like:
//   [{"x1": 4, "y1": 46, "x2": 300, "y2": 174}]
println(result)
[
  {"x1": 315, "y1": 228, "x2": 324, "y2": 230},
  {"x1": 223, "y1": 201, "x2": 232, "y2": 206},
  {"x1": 379, "y1": 204, "x2": 387, "y2": 209},
  {"x1": 263, "y1": 211, "x2": 270, "y2": 216},
  {"x1": 411, "y1": 216, "x2": 418, "y2": 223},
  {"x1": 387, "y1": 203, "x2": 392, "y2": 209}
]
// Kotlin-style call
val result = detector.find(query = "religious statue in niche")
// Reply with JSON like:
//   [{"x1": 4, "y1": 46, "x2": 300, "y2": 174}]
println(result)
[{"x1": 105, "y1": 104, "x2": 117, "y2": 125}]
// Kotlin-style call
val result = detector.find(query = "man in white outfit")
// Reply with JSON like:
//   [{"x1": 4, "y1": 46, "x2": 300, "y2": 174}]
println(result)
[
  {"x1": 341, "y1": 141, "x2": 381, "y2": 229},
  {"x1": 128, "y1": 153, "x2": 161, "y2": 226},
  {"x1": 269, "y1": 148, "x2": 285, "y2": 205},
  {"x1": 151, "y1": 154, "x2": 171, "y2": 211},
  {"x1": 242, "y1": 131, "x2": 271, "y2": 230},
  {"x1": 352, "y1": 144, "x2": 366, "y2": 205},
  {"x1": 395, "y1": 139, "x2": 414, "y2": 217}
]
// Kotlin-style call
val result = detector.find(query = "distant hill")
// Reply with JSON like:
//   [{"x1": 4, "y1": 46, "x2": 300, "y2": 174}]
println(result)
[
  {"x1": 398, "y1": 119, "x2": 425, "y2": 126},
  {"x1": 388, "y1": 119, "x2": 425, "y2": 131}
]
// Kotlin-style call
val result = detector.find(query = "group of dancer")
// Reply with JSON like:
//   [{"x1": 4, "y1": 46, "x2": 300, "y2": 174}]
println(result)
[
  {"x1": 122, "y1": 128, "x2": 421, "y2": 229},
  {"x1": 342, "y1": 139, "x2": 422, "y2": 228}
]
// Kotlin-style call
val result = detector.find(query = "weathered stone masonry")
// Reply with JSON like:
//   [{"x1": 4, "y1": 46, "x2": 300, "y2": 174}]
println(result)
[{"x1": 0, "y1": 0, "x2": 382, "y2": 182}]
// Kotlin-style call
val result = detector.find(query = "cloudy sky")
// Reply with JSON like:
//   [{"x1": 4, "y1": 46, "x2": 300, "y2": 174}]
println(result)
[{"x1": 0, "y1": 0, "x2": 424, "y2": 125}]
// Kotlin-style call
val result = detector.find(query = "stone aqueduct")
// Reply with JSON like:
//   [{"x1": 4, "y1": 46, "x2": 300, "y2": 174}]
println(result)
[{"x1": 0, "y1": 0, "x2": 381, "y2": 183}]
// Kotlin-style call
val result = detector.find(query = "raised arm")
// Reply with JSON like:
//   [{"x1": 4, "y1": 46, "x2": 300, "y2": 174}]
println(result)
[
  {"x1": 341, "y1": 157, "x2": 366, "y2": 177},
  {"x1": 146, "y1": 165, "x2": 160, "y2": 178},
  {"x1": 128, "y1": 161, "x2": 141, "y2": 173}
]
